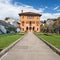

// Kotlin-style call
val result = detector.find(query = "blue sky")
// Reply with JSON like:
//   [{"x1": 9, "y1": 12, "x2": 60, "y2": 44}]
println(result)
[
  {"x1": 12, "y1": 0, "x2": 60, "y2": 13},
  {"x1": 0, "y1": 0, "x2": 60, "y2": 20}
]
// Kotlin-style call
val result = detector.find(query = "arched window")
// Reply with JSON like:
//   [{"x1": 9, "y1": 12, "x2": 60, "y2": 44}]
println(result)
[
  {"x1": 26, "y1": 27, "x2": 28, "y2": 31},
  {"x1": 37, "y1": 28, "x2": 38, "y2": 31},
  {"x1": 33, "y1": 27, "x2": 35, "y2": 31},
  {"x1": 22, "y1": 21, "x2": 24, "y2": 26}
]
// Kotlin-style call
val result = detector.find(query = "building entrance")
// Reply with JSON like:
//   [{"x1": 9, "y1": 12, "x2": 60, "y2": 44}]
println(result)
[
  {"x1": 26, "y1": 27, "x2": 35, "y2": 32},
  {"x1": 26, "y1": 21, "x2": 35, "y2": 32}
]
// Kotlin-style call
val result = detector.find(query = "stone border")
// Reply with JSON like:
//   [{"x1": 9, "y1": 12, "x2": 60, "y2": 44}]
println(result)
[
  {"x1": 34, "y1": 33, "x2": 60, "y2": 56},
  {"x1": 0, "y1": 34, "x2": 25, "y2": 58}
]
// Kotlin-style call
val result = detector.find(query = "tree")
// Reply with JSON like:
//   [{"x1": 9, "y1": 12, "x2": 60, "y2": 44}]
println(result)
[
  {"x1": 53, "y1": 17, "x2": 60, "y2": 34},
  {"x1": 5, "y1": 17, "x2": 10, "y2": 20},
  {"x1": 57, "y1": 17, "x2": 60, "y2": 34},
  {"x1": 6, "y1": 27, "x2": 17, "y2": 33}
]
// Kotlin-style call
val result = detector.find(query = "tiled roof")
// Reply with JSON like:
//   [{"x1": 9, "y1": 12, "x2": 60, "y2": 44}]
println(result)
[{"x1": 19, "y1": 12, "x2": 41, "y2": 16}]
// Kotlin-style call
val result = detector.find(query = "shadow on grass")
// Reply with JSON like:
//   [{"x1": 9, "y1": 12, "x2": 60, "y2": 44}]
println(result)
[
  {"x1": 43, "y1": 33, "x2": 52, "y2": 36},
  {"x1": 0, "y1": 48, "x2": 3, "y2": 51}
]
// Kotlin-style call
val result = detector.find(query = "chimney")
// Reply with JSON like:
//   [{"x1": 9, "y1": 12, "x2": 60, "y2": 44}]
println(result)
[{"x1": 21, "y1": 10, "x2": 23, "y2": 13}]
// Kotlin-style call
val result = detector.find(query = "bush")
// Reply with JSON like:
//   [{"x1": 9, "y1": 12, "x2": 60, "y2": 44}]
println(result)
[{"x1": 6, "y1": 27, "x2": 17, "y2": 33}]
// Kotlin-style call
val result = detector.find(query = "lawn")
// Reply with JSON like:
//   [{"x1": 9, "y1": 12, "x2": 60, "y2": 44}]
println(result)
[
  {"x1": 0, "y1": 33, "x2": 24, "y2": 51},
  {"x1": 36, "y1": 33, "x2": 60, "y2": 49}
]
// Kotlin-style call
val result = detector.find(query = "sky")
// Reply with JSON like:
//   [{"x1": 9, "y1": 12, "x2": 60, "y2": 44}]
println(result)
[{"x1": 0, "y1": 0, "x2": 60, "y2": 21}]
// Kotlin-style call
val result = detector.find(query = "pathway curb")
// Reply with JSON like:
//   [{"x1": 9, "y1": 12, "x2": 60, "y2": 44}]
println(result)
[
  {"x1": 34, "y1": 33, "x2": 60, "y2": 56},
  {"x1": 0, "y1": 34, "x2": 25, "y2": 58}
]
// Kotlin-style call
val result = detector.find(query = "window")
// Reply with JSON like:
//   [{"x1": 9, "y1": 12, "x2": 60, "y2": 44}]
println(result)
[
  {"x1": 27, "y1": 16, "x2": 34, "y2": 19},
  {"x1": 22, "y1": 28, "x2": 24, "y2": 31},
  {"x1": 22, "y1": 16, "x2": 24, "y2": 19},
  {"x1": 36, "y1": 21, "x2": 39, "y2": 26},
  {"x1": 26, "y1": 21, "x2": 35, "y2": 24},
  {"x1": 37, "y1": 24, "x2": 39, "y2": 26},
  {"x1": 26, "y1": 21, "x2": 29, "y2": 24},
  {"x1": 22, "y1": 21, "x2": 24, "y2": 26},
  {"x1": 32, "y1": 21, "x2": 35, "y2": 24},
  {"x1": 37, "y1": 16, "x2": 39, "y2": 19},
  {"x1": 26, "y1": 27, "x2": 28, "y2": 31},
  {"x1": 37, "y1": 28, "x2": 38, "y2": 31},
  {"x1": 33, "y1": 27, "x2": 35, "y2": 31},
  {"x1": 36, "y1": 21, "x2": 39, "y2": 24}
]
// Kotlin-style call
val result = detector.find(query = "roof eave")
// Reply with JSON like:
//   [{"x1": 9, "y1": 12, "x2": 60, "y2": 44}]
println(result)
[{"x1": 19, "y1": 13, "x2": 42, "y2": 16}]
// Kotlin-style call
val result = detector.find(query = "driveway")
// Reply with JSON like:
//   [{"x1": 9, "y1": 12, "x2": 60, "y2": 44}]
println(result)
[{"x1": 0, "y1": 32, "x2": 60, "y2": 60}]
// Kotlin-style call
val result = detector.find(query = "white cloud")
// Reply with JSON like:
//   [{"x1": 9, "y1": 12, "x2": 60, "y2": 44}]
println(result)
[
  {"x1": 0, "y1": 0, "x2": 60, "y2": 21},
  {"x1": 0, "y1": 0, "x2": 11, "y2": 4},
  {"x1": 41, "y1": 13, "x2": 60, "y2": 20},
  {"x1": 53, "y1": 6, "x2": 59, "y2": 10},
  {"x1": 0, "y1": 0, "x2": 44, "y2": 20}
]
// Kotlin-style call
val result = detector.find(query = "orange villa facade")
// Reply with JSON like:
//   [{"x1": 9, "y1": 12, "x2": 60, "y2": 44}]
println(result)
[{"x1": 19, "y1": 12, "x2": 41, "y2": 32}]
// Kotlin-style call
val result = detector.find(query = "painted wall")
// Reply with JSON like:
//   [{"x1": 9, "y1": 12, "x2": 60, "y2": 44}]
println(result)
[{"x1": 20, "y1": 15, "x2": 40, "y2": 32}]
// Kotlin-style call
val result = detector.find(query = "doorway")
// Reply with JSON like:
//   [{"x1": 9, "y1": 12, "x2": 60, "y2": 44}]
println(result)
[
  {"x1": 33, "y1": 27, "x2": 35, "y2": 31},
  {"x1": 26, "y1": 27, "x2": 28, "y2": 31}
]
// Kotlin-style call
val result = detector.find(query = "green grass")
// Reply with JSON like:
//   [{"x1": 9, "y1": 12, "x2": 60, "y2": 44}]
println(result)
[
  {"x1": 0, "y1": 33, "x2": 24, "y2": 51},
  {"x1": 36, "y1": 33, "x2": 60, "y2": 49}
]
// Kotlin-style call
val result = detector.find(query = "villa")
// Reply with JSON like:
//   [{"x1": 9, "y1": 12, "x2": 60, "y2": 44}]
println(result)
[{"x1": 19, "y1": 11, "x2": 41, "y2": 32}]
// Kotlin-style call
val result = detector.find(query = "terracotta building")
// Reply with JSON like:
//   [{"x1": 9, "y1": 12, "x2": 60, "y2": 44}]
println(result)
[{"x1": 19, "y1": 12, "x2": 41, "y2": 32}]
